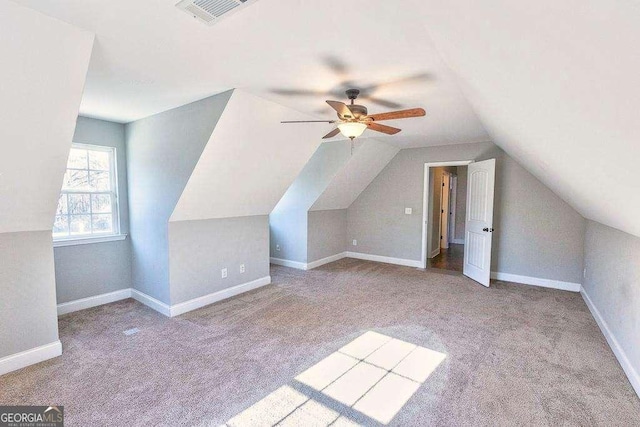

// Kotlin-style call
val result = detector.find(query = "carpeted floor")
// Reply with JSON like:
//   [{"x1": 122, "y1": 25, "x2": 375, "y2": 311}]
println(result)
[{"x1": 1, "y1": 259, "x2": 638, "y2": 426}]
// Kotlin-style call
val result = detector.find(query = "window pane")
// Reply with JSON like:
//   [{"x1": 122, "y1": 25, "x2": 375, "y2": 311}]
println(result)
[
  {"x1": 67, "y1": 149, "x2": 88, "y2": 169},
  {"x1": 56, "y1": 195, "x2": 68, "y2": 215},
  {"x1": 70, "y1": 215, "x2": 91, "y2": 235},
  {"x1": 63, "y1": 170, "x2": 90, "y2": 191},
  {"x1": 89, "y1": 171, "x2": 111, "y2": 191},
  {"x1": 92, "y1": 214, "x2": 113, "y2": 234},
  {"x1": 68, "y1": 194, "x2": 90, "y2": 214},
  {"x1": 53, "y1": 216, "x2": 69, "y2": 237},
  {"x1": 88, "y1": 150, "x2": 110, "y2": 171},
  {"x1": 91, "y1": 194, "x2": 112, "y2": 213}
]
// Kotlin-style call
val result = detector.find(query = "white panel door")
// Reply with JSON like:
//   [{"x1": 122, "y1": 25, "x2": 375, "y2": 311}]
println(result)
[{"x1": 463, "y1": 159, "x2": 496, "y2": 287}]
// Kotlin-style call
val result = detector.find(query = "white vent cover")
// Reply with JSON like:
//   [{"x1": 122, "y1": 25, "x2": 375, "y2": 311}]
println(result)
[{"x1": 176, "y1": 0, "x2": 256, "y2": 25}]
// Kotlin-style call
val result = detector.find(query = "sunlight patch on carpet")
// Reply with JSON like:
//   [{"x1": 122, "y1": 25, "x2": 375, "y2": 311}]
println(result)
[{"x1": 226, "y1": 331, "x2": 446, "y2": 426}]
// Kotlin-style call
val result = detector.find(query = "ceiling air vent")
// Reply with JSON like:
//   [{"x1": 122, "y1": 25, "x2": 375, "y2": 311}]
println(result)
[{"x1": 176, "y1": 0, "x2": 255, "y2": 26}]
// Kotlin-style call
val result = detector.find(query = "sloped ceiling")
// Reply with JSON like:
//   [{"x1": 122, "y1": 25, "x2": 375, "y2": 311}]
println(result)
[
  {"x1": 0, "y1": 1, "x2": 94, "y2": 233},
  {"x1": 12, "y1": 0, "x2": 489, "y2": 148},
  {"x1": 418, "y1": 0, "x2": 640, "y2": 237},
  {"x1": 170, "y1": 90, "x2": 323, "y2": 221},
  {"x1": 311, "y1": 139, "x2": 399, "y2": 211},
  {"x1": 272, "y1": 140, "x2": 351, "y2": 215}
]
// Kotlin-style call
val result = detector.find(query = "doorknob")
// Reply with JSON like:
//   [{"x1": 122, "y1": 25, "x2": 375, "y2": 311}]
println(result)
[{"x1": 482, "y1": 227, "x2": 495, "y2": 232}]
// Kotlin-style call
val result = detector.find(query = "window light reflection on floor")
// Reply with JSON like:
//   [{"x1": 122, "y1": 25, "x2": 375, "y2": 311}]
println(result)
[{"x1": 225, "y1": 331, "x2": 446, "y2": 426}]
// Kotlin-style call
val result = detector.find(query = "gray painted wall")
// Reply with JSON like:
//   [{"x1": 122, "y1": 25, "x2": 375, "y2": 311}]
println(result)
[
  {"x1": 126, "y1": 91, "x2": 232, "y2": 304},
  {"x1": 54, "y1": 240, "x2": 131, "y2": 303},
  {"x1": 583, "y1": 220, "x2": 640, "y2": 381},
  {"x1": 454, "y1": 166, "x2": 467, "y2": 241},
  {"x1": 54, "y1": 116, "x2": 132, "y2": 304},
  {"x1": 169, "y1": 216, "x2": 270, "y2": 304},
  {"x1": 307, "y1": 209, "x2": 347, "y2": 263},
  {"x1": 0, "y1": 231, "x2": 59, "y2": 358},
  {"x1": 270, "y1": 141, "x2": 350, "y2": 263},
  {"x1": 347, "y1": 142, "x2": 585, "y2": 283}
]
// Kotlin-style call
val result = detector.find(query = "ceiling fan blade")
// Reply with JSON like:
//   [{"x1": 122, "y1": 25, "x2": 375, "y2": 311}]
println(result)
[
  {"x1": 367, "y1": 122, "x2": 401, "y2": 135},
  {"x1": 360, "y1": 72, "x2": 434, "y2": 93},
  {"x1": 322, "y1": 128, "x2": 341, "y2": 139},
  {"x1": 367, "y1": 108, "x2": 426, "y2": 122},
  {"x1": 359, "y1": 96, "x2": 402, "y2": 109},
  {"x1": 271, "y1": 88, "x2": 328, "y2": 97},
  {"x1": 326, "y1": 101, "x2": 356, "y2": 119},
  {"x1": 281, "y1": 120, "x2": 336, "y2": 123}
]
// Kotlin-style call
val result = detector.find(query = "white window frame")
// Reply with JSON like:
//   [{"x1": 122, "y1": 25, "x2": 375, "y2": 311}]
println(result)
[{"x1": 53, "y1": 143, "x2": 123, "y2": 245}]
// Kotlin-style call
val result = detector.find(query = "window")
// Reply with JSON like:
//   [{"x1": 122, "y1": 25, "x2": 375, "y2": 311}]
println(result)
[{"x1": 53, "y1": 144, "x2": 120, "y2": 240}]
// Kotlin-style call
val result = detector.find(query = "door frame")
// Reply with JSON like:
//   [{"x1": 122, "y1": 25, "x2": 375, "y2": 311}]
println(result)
[
  {"x1": 421, "y1": 161, "x2": 473, "y2": 269},
  {"x1": 449, "y1": 174, "x2": 458, "y2": 244},
  {"x1": 439, "y1": 172, "x2": 452, "y2": 250}
]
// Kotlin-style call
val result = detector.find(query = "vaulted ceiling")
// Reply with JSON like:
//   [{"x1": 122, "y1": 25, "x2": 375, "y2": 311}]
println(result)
[
  {"x1": 0, "y1": 1, "x2": 93, "y2": 233},
  {"x1": 11, "y1": 0, "x2": 489, "y2": 148},
  {"x1": 10, "y1": 0, "x2": 640, "y2": 238}
]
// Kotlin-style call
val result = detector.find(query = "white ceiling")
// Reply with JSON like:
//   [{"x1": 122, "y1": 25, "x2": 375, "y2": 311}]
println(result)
[
  {"x1": 0, "y1": 1, "x2": 93, "y2": 233},
  {"x1": 12, "y1": 0, "x2": 490, "y2": 149},
  {"x1": 170, "y1": 90, "x2": 323, "y2": 221},
  {"x1": 312, "y1": 139, "x2": 399, "y2": 211},
  {"x1": 419, "y1": 0, "x2": 640, "y2": 238},
  {"x1": 9, "y1": 0, "x2": 640, "y2": 238}
]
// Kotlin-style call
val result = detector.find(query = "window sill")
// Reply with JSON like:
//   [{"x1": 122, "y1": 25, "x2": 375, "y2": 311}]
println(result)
[{"x1": 53, "y1": 234, "x2": 127, "y2": 248}]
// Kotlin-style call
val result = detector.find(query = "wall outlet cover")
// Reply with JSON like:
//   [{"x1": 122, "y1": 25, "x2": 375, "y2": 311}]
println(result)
[
  {"x1": 352, "y1": 239, "x2": 357, "y2": 246},
  {"x1": 276, "y1": 244, "x2": 281, "y2": 251},
  {"x1": 240, "y1": 264, "x2": 245, "y2": 273},
  {"x1": 221, "y1": 268, "x2": 228, "y2": 278},
  {"x1": 405, "y1": 207, "x2": 412, "y2": 215}
]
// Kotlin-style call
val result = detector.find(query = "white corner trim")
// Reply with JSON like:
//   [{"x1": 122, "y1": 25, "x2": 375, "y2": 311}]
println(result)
[
  {"x1": 131, "y1": 289, "x2": 172, "y2": 317},
  {"x1": 429, "y1": 248, "x2": 441, "y2": 259},
  {"x1": 451, "y1": 238, "x2": 465, "y2": 245},
  {"x1": 270, "y1": 257, "x2": 307, "y2": 270},
  {"x1": 53, "y1": 234, "x2": 127, "y2": 248},
  {"x1": 57, "y1": 289, "x2": 132, "y2": 316},
  {"x1": 490, "y1": 272, "x2": 581, "y2": 292},
  {"x1": 0, "y1": 341, "x2": 62, "y2": 376},
  {"x1": 306, "y1": 253, "x2": 347, "y2": 270},
  {"x1": 170, "y1": 276, "x2": 271, "y2": 317},
  {"x1": 581, "y1": 287, "x2": 640, "y2": 398},
  {"x1": 345, "y1": 251, "x2": 422, "y2": 268}
]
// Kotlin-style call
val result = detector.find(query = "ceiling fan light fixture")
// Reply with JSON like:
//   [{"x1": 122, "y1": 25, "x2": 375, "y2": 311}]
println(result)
[{"x1": 338, "y1": 122, "x2": 367, "y2": 139}]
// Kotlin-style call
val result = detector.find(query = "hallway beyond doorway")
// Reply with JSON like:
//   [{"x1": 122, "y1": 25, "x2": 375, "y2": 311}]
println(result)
[{"x1": 428, "y1": 243, "x2": 464, "y2": 272}]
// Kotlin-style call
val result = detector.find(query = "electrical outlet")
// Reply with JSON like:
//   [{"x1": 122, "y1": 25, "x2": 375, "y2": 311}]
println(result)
[
  {"x1": 276, "y1": 244, "x2": 280, "y2": 251},
  {"x1": 240, "y1": 264, "x2": 245, "y2": 273},
  {"x1": 405, "y1": 207, "x2": 412, "y2": 215},
  {"x1": 352, "y1": 239, "x2": 357, "y2": 246},
  {"x1": 221, "y1": 268, "x2": 228, "y2": 279}
]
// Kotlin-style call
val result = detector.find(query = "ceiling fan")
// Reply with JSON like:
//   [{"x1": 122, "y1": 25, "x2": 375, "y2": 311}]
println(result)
[{"x1": 281, "y1": 89, "x2": 426, "y2": 140}]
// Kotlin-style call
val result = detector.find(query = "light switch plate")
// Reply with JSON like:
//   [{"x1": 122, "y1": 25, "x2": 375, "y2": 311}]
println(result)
[{"x1": 405, "y1": 208, "x2": 412, "y2": 215}]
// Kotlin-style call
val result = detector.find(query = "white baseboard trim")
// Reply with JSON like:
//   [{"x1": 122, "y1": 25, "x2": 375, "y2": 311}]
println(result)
[
  {"x1": 451, "y1": 239, "x2": 465, "y2": 245},
  {"x1": 581, "y1": 287, "x2": 640, "y2": 398},
  {"x1": 0, "y1": 341, "x2": 62, "y2": 376},
  {"x1": 345, "y1": 252, "x2": 422, "y2": 268},
  {"x1": 132, "y1": 276, "x2": 272, "y2": 317},
  {"x1": 306, "y1": 253, "x2": 346, "y2": 270},
  {"x1": 270, "y1": 257, "x2": 307, "y2": 270},
  {"x1": 57, "y1": 288, "x2": 132, "y2": 316},
  {"x1": 490, "y1": 272, "x2": 581, "y2": 292},
  {"x1": 429, "y1": 248, "x2": 441, "y2": 259},
  {"x1": 131, "y1": 289, "x2": 172, "y2": 317},
  {"x1": 170, "y1": 276, "x2": 271, "y2": 317}
]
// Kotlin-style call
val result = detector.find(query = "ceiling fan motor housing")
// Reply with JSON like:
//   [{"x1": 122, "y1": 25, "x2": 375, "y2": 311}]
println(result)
[{"x1": 347, "y1": 104, "x2": 368, "y2": 119}]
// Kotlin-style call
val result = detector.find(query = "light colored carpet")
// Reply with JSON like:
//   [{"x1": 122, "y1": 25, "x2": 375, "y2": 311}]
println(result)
[{"x1": 1, "y1": 259, "x2": 638, "y2": 426}]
